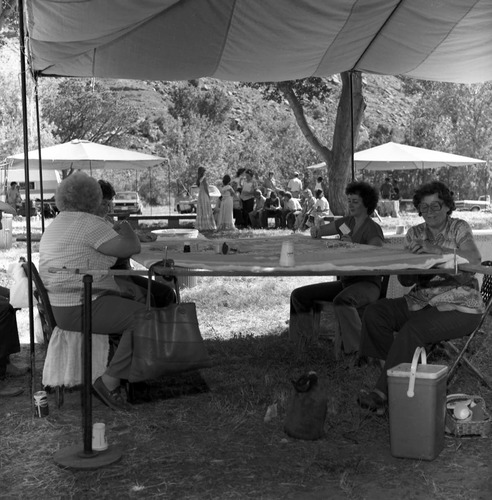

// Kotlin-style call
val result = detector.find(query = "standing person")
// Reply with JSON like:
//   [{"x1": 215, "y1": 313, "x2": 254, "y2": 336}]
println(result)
[
  {"x1": 231, "y1": 168, "x2": 246, "y2": 191},
  {"x1": 262, "y1": 171, "x2": 278, "y2": 196},
  {"x1": 195, "y1": 166, "x2": 216, "y2": 232},
  {"x1": 217, "y1": 174, "x2": 236, "y2": 231},
  {"x1": 6, "y1": 182, "x2": 22, "y2": 213},
  {"x1": 391, "y1": 179, "x2": 401, "y2": 200},
  {"x1": 239, "y1": 169, "x2": 257, "y2": 228},
  {"x1": 232, "y1": 187, "x2": 244, "y2": 229},
  {"x1": 380, "y1": 177, "x2": 393, "y2": 200},
  {"x1": 290, "y1": 181, "x2": 384, "y2": 352},
  {"x1": 287, "y1": 172, "x2": 303, "y2": 199},
  {"x1": 357, "y1": 181, "x2": 484, "y2": 414},
  {"x1": 314, "y1": 176, "x2": 327, "y2": 196}
]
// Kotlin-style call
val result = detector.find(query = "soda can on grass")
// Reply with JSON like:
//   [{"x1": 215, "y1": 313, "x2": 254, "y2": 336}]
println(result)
[{"x1": 33, "y1": 390, "x2": 49, "y2": 418}]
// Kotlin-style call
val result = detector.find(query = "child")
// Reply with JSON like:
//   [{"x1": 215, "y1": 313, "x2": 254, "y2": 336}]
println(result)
[{"x1": 217, "y1": 175, "x2": 236, "y2": 231}]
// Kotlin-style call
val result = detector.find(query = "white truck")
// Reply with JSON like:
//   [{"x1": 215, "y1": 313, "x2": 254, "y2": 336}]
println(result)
[{"x1": 454, "y1": 195, "x2": 491, "y2": 212}]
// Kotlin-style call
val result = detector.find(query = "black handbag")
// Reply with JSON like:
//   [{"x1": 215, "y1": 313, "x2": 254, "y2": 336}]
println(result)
[{"x1": 128, "y1": 261, "x2": 211, "y2": 382}]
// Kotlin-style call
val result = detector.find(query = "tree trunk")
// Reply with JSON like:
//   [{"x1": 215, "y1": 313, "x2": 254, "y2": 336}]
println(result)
[
  {"x1": 278, "y1": 72, "x2": 366, "y2": 215},
  {"x1": 328, "y1": 72, "x2": 366, "y2": 214}
]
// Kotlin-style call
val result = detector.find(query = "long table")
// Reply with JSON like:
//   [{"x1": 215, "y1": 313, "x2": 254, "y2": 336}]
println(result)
[{"x1": 131, "y1": 234, "x2": 460, "y2": 277}]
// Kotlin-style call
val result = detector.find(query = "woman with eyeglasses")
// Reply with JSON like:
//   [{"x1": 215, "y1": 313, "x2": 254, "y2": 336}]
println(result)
[{"x1": 357, "y1": 181, "x2": 485, "y2": 415}]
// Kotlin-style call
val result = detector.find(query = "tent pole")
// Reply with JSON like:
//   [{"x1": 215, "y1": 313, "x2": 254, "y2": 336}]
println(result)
[
  {"x1": 349, "y1": 71, "x2": 355, "y2": 181},
  {"x1": 18, "y1": 0, "x2": 36, "y2": 399},
  {"x1": 34, "y1": 77, "x2": 45, "y2": 233},
  {"x1": 149, "y1": 166, "x2": 152, "y2": 215}
]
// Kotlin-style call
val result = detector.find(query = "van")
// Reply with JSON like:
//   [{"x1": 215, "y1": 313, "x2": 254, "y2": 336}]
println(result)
[{"x1": 2, "y1": 168, "x2": 61, "y2": 201}]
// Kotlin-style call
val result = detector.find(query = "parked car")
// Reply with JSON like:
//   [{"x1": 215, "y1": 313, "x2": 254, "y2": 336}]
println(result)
[
  {"x1": 455, "y1": 195, "x2": 491, "y2": 212},
  {"x1": 112, "y1": 191, "x2": 143, "y2": 215},
  {"x1": 175, "y1": 185, "x2": 221, "y2": 213}
]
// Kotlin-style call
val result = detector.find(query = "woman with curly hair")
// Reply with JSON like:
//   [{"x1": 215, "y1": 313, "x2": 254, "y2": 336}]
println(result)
[
  {"x1": 289, "y1": 181, "x2": 384, "y2": 353},
  {"x1": 39, "y1": 172, "x2": 146, "y2": 412},
  {"x1": 357, "y1": 181, "x2": 484, "y2": 415}
]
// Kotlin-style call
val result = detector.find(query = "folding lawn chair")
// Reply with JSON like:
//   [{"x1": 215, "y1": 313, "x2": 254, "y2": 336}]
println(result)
[{"x1": 443, "y1": 260, "x2": 492, "y2": 389}]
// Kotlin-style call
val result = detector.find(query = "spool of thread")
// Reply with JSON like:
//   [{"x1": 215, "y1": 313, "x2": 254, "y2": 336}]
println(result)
[
  {"x1": 33, "y1": 391, "x2": 49, "y2": 418},
  {"x1": 92, "y1": 422, "x2": 108, "y2": 451}
]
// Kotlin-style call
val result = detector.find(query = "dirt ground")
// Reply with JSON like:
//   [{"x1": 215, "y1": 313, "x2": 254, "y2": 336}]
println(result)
[{"x1": 1, "y1": 334, "x2": 491, "y2": 500}]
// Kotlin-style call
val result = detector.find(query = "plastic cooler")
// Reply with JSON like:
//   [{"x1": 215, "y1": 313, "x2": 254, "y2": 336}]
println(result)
[{"x1": 387, "y1": 347, "x2": 448, "y2": 460}]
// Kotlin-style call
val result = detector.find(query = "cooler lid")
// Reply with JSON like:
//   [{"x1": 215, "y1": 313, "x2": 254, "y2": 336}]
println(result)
[{"x1": 387, "y1": 363, "x2": 448, "y2": 379}]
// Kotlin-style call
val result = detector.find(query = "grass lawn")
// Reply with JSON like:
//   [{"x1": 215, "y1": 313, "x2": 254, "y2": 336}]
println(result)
[{"x1": 0, "y1": 211, "x2": 491, "y2": 499}]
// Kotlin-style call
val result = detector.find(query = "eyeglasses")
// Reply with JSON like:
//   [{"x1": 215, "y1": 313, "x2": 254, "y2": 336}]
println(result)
[{"x1": 418, "y1": 201, "x2": 443, "y2": 213}]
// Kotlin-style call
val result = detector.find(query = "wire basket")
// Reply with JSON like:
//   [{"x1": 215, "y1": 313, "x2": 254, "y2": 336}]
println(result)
[{"x1": 445, "y1": 394, "x2": 490, "y2": 438}]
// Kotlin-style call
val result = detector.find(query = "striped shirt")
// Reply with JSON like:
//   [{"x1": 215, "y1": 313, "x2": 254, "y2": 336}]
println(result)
[{"x1": 39, "y1": 212, "x2": 120, "y2": 307}]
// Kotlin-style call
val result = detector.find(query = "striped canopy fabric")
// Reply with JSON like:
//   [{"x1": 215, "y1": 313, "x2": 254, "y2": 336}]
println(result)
[{"x1": 25, "y1": 0, "x2": 492, "y2": 83}]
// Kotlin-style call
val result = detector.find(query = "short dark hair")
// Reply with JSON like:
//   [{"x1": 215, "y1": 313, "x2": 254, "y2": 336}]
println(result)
[
  {"x1": 98, "y1": 179, "x2": 116, "y2": 200},
  {"x1": 412, "y1": 181, "x2": 455, "y2": 215},
  {"x1": 345, "y1": 181, "x2": 379, "y2": 215},
  {"x1": 10, "y1": 181, "x2": 17, "y2": 187},
  {"x1": 315, "y1": 189, "x2": 323, "y2": 198},
  {"x1": 222, "y1": 174, "x2": 231, "y2": 186},
  {"x1": 317, "y1": 176, "x2": 323, "y2": 182}
]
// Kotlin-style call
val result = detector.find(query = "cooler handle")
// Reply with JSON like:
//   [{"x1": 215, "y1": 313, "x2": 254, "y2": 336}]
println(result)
[{"x1": 407, "y1": 347, "x2": 427, "y2": 398}]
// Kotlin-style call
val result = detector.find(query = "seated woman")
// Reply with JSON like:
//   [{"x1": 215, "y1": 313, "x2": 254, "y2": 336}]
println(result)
[
  {"x1": 97, "y1": 180, "x2": 175, "y2": 307},
  {"x1": 39, "y1": 172, "x2": 150, "y2": 411},
  {"x1": 358, "y1": 181, "x2": 484, "y2": 414},
  {"x1": 289, "y1": 181, "x2": 384, "y2": 353}
]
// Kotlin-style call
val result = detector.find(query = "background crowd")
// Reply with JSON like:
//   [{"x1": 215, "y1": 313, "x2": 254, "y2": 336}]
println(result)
[{"x1": 195, "y1": 167, "x2": 331, "y2": 233}]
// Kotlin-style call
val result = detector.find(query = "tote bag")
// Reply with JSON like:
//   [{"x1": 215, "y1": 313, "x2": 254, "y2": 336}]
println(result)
[{"x1": 128, "y1": 261, "x2": 211, "y2": 382}]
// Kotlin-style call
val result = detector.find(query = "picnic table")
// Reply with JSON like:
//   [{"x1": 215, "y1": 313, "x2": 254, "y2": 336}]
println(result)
[{"x1": 109, "y1": 212, "x2": 196, "y2": 229}]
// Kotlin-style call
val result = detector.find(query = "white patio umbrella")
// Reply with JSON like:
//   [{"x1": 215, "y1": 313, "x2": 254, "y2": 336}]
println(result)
[
  {"x1": 306, "y1": 142, "x2": 486, "y2": 172},
  {"x1": 353, "y1": 142, "x2": 486, "y2": 171},
  {"x1": 7, "y1": 139, "x2": 165, "y2": 171}
]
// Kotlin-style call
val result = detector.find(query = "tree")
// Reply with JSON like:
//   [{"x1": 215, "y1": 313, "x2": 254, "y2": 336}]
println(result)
[
  {"x1": 252, "y1": 72, "x2": 365, "y2": 214},
  {"x1": 40, "y1": 79, "x2": 139, "y2": 145},
  {"x1": 405, "y1": 81, "x2": 492, "y2": 199}
]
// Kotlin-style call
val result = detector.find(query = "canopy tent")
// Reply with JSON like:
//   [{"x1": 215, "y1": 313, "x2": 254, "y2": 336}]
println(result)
[
  {"x1": 24, "y1": 0, "x2": 492, "y2": 84},
  {"x1": 15, "y1": 0, "x2": 492, "y2": 468},
  {"x1": 307, "y1": 142, "x2": 486, "y2": 172},
  {"x1": 7, "y1": 139, "x2": 165, "y2": 171}
]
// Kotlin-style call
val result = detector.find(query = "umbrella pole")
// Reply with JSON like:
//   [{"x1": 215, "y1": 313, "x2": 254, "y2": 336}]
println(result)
[
  {"x1": 18, "y1": 0, "x2": 37, "y2": 404},
  {"x1": 34, "y1": 78, "x2": 45, "y2": 233},
  {"x1": 350, "y1": 71, "x2": 355, "y2": 181}
]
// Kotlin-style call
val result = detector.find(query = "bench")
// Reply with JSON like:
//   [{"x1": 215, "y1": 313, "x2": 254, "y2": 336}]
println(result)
[{"x1": 111, "y1": 213, "x2": 197, "y2": 229}]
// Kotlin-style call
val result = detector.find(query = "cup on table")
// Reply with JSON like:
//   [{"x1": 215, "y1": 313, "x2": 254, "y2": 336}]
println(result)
[{"x1": 279, "y1": 241, "x2": 295, "y2": 267}]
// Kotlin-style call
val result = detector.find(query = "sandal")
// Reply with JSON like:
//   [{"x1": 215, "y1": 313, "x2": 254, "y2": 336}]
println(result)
[{"x1": 357, "y1": 389, "x2": 386, "y2": 416}]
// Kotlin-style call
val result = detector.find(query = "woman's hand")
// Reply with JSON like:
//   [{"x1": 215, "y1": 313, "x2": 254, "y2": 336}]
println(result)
[{"x1": 407, "y1": 239, "x2": 442, "y2": 255}]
